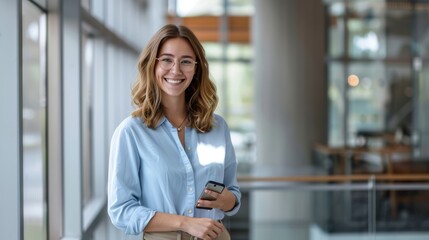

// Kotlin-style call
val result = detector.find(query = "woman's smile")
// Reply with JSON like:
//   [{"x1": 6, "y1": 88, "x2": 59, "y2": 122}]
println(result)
[{"x1": 164, "y1": 77, "x2": 185, "y2": 85}]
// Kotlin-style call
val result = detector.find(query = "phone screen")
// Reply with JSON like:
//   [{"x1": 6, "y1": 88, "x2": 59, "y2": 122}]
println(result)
[{"x1": 196, "y1": 181, "x2": 225, "y2": 209}]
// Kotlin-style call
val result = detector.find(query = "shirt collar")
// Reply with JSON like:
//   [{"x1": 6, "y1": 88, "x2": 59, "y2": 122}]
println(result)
[{"x1": 156, "y1": 116, "x2": 171, "y2": 129}]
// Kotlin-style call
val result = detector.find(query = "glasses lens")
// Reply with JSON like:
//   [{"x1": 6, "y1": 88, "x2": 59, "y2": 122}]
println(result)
[
  {"x1": 157, "y1": 57, "x2": 196, "y2": 71},
  {"x1": 158, "y1": 57, "x2": 174, "y2": 70},
  {"x1": 180, "y1": 59, "x2": 195, "y2": 71}
]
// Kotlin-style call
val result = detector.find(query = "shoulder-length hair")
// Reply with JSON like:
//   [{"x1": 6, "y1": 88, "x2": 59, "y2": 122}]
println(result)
[{"x1": 131, "y1": 24, "x2": 218, "y2": 133}]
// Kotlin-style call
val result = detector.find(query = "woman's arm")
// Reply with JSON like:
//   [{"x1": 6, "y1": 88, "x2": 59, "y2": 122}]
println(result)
[{"x1": 108, "y1": 120, "x2": 155, "y2": 235}]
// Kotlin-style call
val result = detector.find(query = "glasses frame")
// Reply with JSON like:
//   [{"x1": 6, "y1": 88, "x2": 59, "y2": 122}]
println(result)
[{"x1": 156, "y1": 57, "x2": 198, "y2": 72}]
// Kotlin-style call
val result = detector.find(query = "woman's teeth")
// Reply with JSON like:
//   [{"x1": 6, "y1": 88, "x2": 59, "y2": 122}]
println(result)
[{"x1": 165, "y1": 78, "x2": 183, "y2": 84}]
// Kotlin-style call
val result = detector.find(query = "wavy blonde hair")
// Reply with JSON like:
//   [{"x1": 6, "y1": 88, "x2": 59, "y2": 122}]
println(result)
[{"x1": 131, "y1": 24, "x2": 218, "y2": 132}]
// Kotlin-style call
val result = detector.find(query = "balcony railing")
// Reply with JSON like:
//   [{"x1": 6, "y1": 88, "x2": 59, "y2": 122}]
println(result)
[{"x1": 226, "y1": 174, "x2": 429, "y2": 240}]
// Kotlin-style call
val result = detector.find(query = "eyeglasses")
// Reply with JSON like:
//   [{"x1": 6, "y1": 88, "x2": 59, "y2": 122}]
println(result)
[{"x1": 156, "y1": 57, "x2": 197, "y2": 72}]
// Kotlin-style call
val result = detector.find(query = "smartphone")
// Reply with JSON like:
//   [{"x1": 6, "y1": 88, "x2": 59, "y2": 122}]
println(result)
[{"x1": 196, "y1": 181, "x2": 225, "y2": 209}]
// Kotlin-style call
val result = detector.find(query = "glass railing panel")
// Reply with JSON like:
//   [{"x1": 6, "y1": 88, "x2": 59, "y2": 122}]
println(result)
[
  {"x1": 227, "y1": 180, "x2": 373, "y2": 240},
  {"x1": 226, "y1": 176, "x2": 429, "y2": 240},
  {"x1": 374, "y1": 183, "x2": 429, "y2": 235}
]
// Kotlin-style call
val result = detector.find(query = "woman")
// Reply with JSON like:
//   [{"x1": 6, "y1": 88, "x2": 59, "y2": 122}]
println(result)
[{"x1": 107, "y1": 24, "x2": 241, "y2": 240}]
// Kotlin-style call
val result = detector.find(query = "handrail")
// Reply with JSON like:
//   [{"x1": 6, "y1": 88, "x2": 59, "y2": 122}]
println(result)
[
  {"x1": 314, "y1": 143, "x2": 412, "y2": 154},
  {"x1": 238, "y1": 174, "x2": 429, "y2": 183}
]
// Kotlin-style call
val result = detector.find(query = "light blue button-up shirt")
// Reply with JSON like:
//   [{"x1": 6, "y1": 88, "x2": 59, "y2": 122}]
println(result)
[{"x1": 107, "y1": 114, "x2": 241, "y2": 235}]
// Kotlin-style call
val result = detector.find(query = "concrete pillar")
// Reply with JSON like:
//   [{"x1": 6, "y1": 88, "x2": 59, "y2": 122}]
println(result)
[{"x1": 251, "y1": 0, "x2": 326, "y2": 239}]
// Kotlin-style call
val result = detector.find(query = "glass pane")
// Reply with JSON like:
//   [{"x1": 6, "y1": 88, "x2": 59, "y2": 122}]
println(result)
[
  {"x1": 22, "y1": 1, "x2": 47, "y2": 239},
  {"x1": 208, "y1": 61, "x2": 225, "y2": 115},
  {"x1": 205, "y1": 42, "x2": 255, "y2": 175},
  {"x1": 385, "y1": 64, "x2": 412, "y2": 133},
  {"x1": 203, "y1": 42, "x2": 223, "y2": 59},
  {"x1": 345, "y1": 62, "x2": 412, "y2": 147},
  {"x1": 415, "y1": 5, "x2": 429, "y2": 58},
  {"x1": 347, "y1": 62, "x2": 386, "y2": 145},
  {"x1": 228, "y1": 0, "x2": 254, "y2": 16},
  {"x1": 175, "y1": 0, "x2": 223, "y2": 17},
  {"x1": 90, "y1": 0, "x2": 105, "y2": 22},
  {"x1": 415, "y1": 60, "x2": 429, "y2": 156},
  {"x1": 348, "y1": 0, "x2": 385, "y2": 17},
  {"x1": 226, "y1": 43, "x2": 253, "y2": 60},
  {"x1": 93, "y1": 218, "x2": 108, "y2": 240},
  {"x1": 347, "y1": 1, "x2": 386, "y2": 58},
  {"x1": 172, "y1": 0, "x2": 253, "y2": 16},
  {"x1": 225, "y1": 61, "x2": 255, "y2": 176},
  {"x1": 328, "y1": 3, "x2": 345, "y2": 57},
  {"x1": 246, "y1": 188, "x2": 372, "y2": 239},
  {"x1": 375, "y1": 187, "x2": 429, "y2": 232},
  {"x1": 347, "y1": 18, "x2": 386, "y2": 58},
  {"x1": 82, "y1": 33, "x2": 94, "y2": 206},
  {"x1": 225, "y1": 62, "x2": 253, "y2": 129},
  {"x1": 328, "y1": 62, "x2": 345, "y2": 146},
  {"x1": 206, "y1": 43, "x2": 253, "y2": 126},
  {"x1": 386, "y1": 7, "x2": 412, "y2": 58}
]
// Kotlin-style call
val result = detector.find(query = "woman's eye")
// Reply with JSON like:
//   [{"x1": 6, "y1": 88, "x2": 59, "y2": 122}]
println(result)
[
  {"x1": 181, "y1": 59, "x2": 192, "y2": 64},
  {"x1": 162, "y1": 58, "x2": 173, "y2": 63}
]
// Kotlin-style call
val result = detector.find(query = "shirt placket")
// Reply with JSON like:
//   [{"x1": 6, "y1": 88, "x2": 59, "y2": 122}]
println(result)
[{"x1": 173, "y1": 127, "x2": 196, "y2": 217}]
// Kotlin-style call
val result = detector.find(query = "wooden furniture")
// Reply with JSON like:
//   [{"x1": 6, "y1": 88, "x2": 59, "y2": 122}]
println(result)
[
  {"x1": 313, "y1": 143, "x2": 412, "y2": 175},
  {"x1": 313, "y1": 144, "x2": 429, "y2": 219},
  {"x1": 387, "y1": 158, "x2": 429, "y2": 218}
]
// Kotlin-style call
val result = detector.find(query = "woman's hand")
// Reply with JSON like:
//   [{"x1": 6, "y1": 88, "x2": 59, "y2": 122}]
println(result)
[
  {"x1": 181, "y1": 217, "x2": 224, "y2": 240},
  {"x1": 196, "y1": 188, "x2": 236, "y2": 212}
]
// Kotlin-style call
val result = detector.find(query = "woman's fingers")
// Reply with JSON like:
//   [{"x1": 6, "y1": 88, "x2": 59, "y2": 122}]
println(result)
[
  {"x1": 187, "y1": 218, "x2": 224, "y2": 240},
  {"x1": 205, "y1": 225, "x2": 223, "y2": 239},
  {"x1": 198, "y1": 189, "x2": 234, "y2": 211}
]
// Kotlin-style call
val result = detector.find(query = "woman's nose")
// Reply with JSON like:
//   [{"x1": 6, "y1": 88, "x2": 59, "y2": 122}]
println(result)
[{"x1": 169, "y1": 60, "x2": 182, "y2": 73}]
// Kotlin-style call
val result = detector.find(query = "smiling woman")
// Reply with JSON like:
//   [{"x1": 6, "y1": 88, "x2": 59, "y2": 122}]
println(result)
[{"x1": 108, "y1": 24, "x2": 241, "y2": 240}]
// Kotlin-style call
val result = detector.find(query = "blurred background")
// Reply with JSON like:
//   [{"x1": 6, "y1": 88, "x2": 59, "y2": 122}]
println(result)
[{"x1": 2, "y1": 0, "x2": 429, "y2": 239}]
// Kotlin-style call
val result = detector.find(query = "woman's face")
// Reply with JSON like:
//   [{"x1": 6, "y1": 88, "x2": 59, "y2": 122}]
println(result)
[{"x1": 155, "y1": 37, "x2": 196, "y2": 99}]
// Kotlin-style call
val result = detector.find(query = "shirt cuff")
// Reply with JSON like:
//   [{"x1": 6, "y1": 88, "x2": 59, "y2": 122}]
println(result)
[{"x1": 224, "y1": 193, "x2": 240, "y2": 216}]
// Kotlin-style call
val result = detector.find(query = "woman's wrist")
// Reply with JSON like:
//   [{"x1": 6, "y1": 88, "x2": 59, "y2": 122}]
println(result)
[
  {"x1": 176, "y1": 215, "x2": 188, "y2": 232},
  {"x1": 222, "y1": 191, "x2": 237, "y2": 212}
]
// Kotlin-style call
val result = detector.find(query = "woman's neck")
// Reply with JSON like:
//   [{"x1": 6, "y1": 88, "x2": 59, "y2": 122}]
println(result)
[{"x1": 162, "y1": 95, "x2": 187, "y2": 121}]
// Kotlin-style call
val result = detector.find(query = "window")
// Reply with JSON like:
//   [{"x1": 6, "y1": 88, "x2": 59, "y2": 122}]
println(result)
[
  {"x1": 326, "y1": 1, "x2": 414, "y2": 146},
  {"x1": 22, "y1": 1, "x2": 47, "y2": 239}
]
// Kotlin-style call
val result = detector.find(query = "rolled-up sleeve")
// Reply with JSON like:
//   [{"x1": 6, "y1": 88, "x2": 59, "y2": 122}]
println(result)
[{"x1": 107, "y1": 123, "x2": 156, "y2": 235}]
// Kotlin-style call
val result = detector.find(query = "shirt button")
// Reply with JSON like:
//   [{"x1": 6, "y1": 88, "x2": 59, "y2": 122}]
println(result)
[
  {"x1": 188, "y1": 209, "x2": 193, "y2": 214},
  {"x1": 187, "y1": 147, "x2": 191, "y2": 151},
  {"x1": 189, "y1": 187, "x2": 193, "y2": 192}
]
